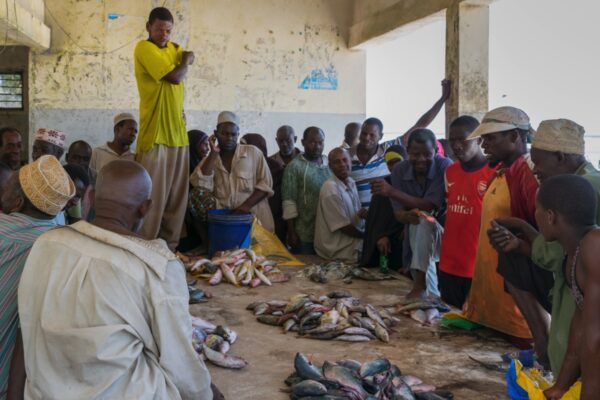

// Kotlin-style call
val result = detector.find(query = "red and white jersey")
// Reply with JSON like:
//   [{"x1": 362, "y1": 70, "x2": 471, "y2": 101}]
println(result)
[{"x1": 440, "y1": 162, "x2": 496, "y2": 278}]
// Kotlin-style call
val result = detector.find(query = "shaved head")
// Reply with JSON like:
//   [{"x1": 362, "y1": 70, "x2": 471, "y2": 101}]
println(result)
[
  {"x1": 96, "y1": 160, "x2": 152, "y2": 208},
  {"x1": 328, "y1": 147, "x2": 347, "y2": 162}
]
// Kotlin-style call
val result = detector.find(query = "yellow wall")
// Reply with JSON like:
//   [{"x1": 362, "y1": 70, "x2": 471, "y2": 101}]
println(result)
[{"x1": 29, "y1": 0, "x2": 366, "y2": 154}]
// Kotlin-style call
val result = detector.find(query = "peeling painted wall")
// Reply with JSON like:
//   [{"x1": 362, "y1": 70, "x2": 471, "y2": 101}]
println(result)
[{"x1": 29, "y1": 0, "x2": 365, "y2": 155}]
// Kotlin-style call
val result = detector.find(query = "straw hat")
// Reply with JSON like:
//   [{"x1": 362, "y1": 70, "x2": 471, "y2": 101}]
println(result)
[
  {"x1": 19, "y1": 155, "x2": 75, "y2": 216},
  {"x1": 532, "y1": 119, "x2": 585, "y2": 156}
]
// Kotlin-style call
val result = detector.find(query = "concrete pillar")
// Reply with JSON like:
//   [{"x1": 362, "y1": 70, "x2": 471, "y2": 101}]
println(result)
[{"x1": 445, "y1": 1, "x2": 490, "y2": 134}]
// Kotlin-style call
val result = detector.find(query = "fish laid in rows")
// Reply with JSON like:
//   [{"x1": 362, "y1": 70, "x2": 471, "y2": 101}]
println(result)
[
  {"x1": 248, "y1": 292, "x2": 399, "y2": 343},
  {"x1": 180, "y1": 248, "x2": 291, "y2": 289},
  {"x1": 299, "y1": 262, "x2": 400, "y2": 284},
  {"x1": 190, "y1": 316, "x2": 247, "y2": 369},
  {"x1": 285, "y1": 353, "x2": 453, "y2": 400}
]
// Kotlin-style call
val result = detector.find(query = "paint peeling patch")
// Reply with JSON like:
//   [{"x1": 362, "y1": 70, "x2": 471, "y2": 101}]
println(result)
[{"x1": 298, "y1": 64, "x2": 338, "y2": 90}]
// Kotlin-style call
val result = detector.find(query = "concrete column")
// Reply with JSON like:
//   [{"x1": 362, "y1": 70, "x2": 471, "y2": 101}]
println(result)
[{"x1": 445, "y1": 1, "x2": 490, "y2": 134}]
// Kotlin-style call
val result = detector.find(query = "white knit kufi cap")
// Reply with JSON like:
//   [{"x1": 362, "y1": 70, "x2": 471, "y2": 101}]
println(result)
[{"x1": 19, "y1": 155, "x2": 75, "y2": 216}]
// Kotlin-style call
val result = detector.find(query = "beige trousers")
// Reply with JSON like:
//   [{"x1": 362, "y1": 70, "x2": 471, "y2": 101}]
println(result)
[{"x1": 138, "y1": 144, "x2": 189, "y2": 250}]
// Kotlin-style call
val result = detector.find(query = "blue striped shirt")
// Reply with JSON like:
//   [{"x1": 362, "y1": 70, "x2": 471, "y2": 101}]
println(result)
[
  {"x1": 0, "y1": 213, "x2": 56, "y2": 397},
  {"x1": 349, "y1": 137, "x2": 405, "y2": 207}
]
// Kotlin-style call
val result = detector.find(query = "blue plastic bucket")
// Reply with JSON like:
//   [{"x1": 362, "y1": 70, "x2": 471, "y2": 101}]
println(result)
[{"x1": 208, "y1": 209, "x2": 253, "y2": 257}]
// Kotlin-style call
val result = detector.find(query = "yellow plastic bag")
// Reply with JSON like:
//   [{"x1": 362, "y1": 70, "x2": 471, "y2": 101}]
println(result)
[
  {"x1": 514, "y1": 360, "x2": 581, "y2": 400},
  {"x1": 250, "y1": 221, "x2": 303, "y2": 266}
]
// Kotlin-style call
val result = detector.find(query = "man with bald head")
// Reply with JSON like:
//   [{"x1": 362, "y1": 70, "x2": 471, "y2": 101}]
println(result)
[
  {"x1": 315, "y1": 147, "x2": 365, "y2": 263},
  {"x1": 18, "y1": 160, "x2": 216, "y2": 399}
]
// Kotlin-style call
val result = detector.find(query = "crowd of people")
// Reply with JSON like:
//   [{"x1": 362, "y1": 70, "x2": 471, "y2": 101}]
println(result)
[{"x1": 0, "y1": 5, "x2": 598, "y2": 400}]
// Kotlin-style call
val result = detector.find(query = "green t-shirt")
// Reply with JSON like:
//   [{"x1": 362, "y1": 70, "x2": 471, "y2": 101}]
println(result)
[
  {"x1": 281, "y1": 155, "x2": 331, "y2": 243},
  {"x1": 532, "y1": 161, "x2": 600, "y2": 375}
]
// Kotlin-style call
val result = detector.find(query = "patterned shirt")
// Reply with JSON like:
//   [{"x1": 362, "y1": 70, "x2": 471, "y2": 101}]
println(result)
[
  {"x1": 349, "y1": 137, "x2": 406, "y2": 207},
  {"x1": 282, "y1": 154, "x2": 331, "y2": 243},
  {"x1": 0, "y1": 213, "x2": 56, "y2": 398}
]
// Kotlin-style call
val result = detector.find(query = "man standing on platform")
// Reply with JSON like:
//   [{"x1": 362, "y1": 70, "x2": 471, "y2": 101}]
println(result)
[{"x1": 134, "y1": 6, "x2": 195, "y2": 249}]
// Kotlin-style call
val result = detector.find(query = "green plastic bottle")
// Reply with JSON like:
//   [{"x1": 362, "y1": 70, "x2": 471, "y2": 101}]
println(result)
[{"x1": 379, "y1": 254, "x2": 389, "y2": 274}]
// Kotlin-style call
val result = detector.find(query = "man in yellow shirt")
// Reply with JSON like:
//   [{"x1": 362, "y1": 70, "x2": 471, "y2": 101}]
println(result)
[{"x1": 134, "y1": 7, "x2": 195, "y2": 249}]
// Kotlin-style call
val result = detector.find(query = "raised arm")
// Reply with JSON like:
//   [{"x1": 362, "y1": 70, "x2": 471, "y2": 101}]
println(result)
[{"x1": 402, "y1": 79, "x2": 451, "y2": 142}]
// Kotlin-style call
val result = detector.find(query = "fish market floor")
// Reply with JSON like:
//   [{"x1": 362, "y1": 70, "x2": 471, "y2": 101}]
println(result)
[{"x1": 189, "y1": 260, "x2": 514, "y2": 399}]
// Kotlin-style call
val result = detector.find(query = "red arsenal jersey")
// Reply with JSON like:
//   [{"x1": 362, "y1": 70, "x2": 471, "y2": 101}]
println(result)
[{"x1": 440, "y1": 162, "x2": 496, "y2": 278}]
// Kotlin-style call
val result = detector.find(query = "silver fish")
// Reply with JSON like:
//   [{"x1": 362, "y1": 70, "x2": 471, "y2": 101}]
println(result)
[
  {"x1": 202, "y1": 344, "x2": 247, "y2": 369},
  {"x1": 291, "y1": 380, "x2": 328, "y2": 397},
  {"x1": 374, "y1": 323, "x2": 390, "y2": 343},
  {"x1": 359, "y1": 358, "x2": 391, "y2": 378},
  {"x1": 294, "y1": 353, "x2": 324, "y2": 380},
  {"x1": 335, "y1": 334, "x2": 371, "y2": 342}
]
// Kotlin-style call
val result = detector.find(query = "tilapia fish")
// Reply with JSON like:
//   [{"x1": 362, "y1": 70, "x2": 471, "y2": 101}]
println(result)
[
  {"x1": 250, "y1": 292, "x2": 392, "y2": 343},
  {"x1": 284, "y1": 353, "x2": 450, "y2": 400}
]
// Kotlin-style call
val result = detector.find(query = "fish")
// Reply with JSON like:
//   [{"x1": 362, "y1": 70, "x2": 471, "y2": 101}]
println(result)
[
  {"x1": 278, "y1": 313, "x2": 298, "y2": 325},
  {"x1": 284, "y1": 295, "x2": 310, "y2": 314},
  {"x1": 366, "y1": 304, "x2": 387, "y2": 328},
  {"x1": 214, "y1": 325, "x2": 237, "y2": 344},
  {"x1": 320, "y1": 310, "x2": 340, "y2": 325},
  {"x1": 322, "y1": 362, "x2": 368, "y2": 398},
  {"x1": 268, "y1": 300, "x2": 289, "y2": 308},
  {"x1": 208, "y1": 269, "x2": 222, "y2": 286},
  {"x1": 359, "y1": 317, "x2": 376, "y2": 331},
  {"x1": 304, "y1": 323, "x2": 338, "y2": 335},
  {"x1": 300, "y1": 312, "x2": 324, "y2": 331},
  {"x1": 257, "y1": 315, "x2": 281, "y2": 326},
  {"x1": 246, "y1": 301, "x2": 264, "y2": 310},
  {"x1": 401, "y1": 375, "x2": 423, "y2": 387},
  {"x1": 254, "y1": 303, "x2": 270, "y2": 316},
  {"x1": 283, "y1": 319, "x2": 297, "y2": 332},
  {"x1": 343, "y1": 327, "x2": 376, "y2": 339},
  {"x1": 360, "y1": 358, "x2": 391, "y2": 378},
  {"x1": 220, "y1": 263, "x2": 239, "y2": 286},
  {"x1": 411, "y1": 384, "x2": 437, "y2": 393},
  {"x1": 219, "y1": 340, "x2": 230, "y2": 354},
  {"x1": 254, "y1": 268, "x2": 272, "y2": 286},
  {"x1": 294, "y1": 353, "x2": 324, "y2": 380},
  {"x1": 336, "y1": 359, "x2": 362, "y2": 372},
  {"x1": 291, "y1": 380, "x2": 328, "y2": 397},
  {"x1": 410, "y1": 309, "x2": 428, "y2": 324},
  {"x1": 335, "y1": 334, "x2": 371, "y2": 342},
  {"x1": 373, "y1": 323, "x2": 390, "y2": 343},
  {"x1": 424, "y1": 308, "x2": 440, "y2": 325},
  {"x1": 202, "y1": 344, "x2": 247, "y2": 369},
  {"x1": 388, "y1": 381, "x2": 416, "y2": 400},
  {"x1": 250, "y1": 278, "x2": 262, "y2": 288},
  {"x1": 351, "y1": 267, "x2": 397, "y2": 281},
  {"x1": 327, "y1": 290, "x2": 353, "y2": 299},
  {"x1": 284, "y1": 372, "x2": 303, "y2": 387},
  {"x1": 306, "y1": 330, "x2": 345, "y2": 340},
  {"x1": 267, "y1": 272, "x2": 291, "y2": 283},
  {"x1": 204, "y1": 334, "x2": 224, "y2": 351},
  {"x1": 191, "y1": 316, "x2": 216, "y2": 331}
]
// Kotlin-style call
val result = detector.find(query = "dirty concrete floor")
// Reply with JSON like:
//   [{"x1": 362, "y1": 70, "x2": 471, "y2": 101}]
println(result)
[{"x1": 189, "y1": 262, "x2": 514, "y2": 399}]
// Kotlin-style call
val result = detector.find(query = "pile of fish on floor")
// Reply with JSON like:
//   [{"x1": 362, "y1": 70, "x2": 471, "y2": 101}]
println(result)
[
  {"x1": 181, "y1": 248, "x2": 291, "y2": 288},
  {"x1": 300, "y1": 262, "x2": 399, "y2": 284},
  {"x1": 191, "y1": 316, "x2": 248, "y2": 369},
  {"x1": 247, "y1": 291, "x2": 397, "y2": 343},
  {"x1": 385, "y1": 298, "x2": 451, "y2": 327},
  {"x1": 285, "y1": 353, "x2": 453, "y2": 400}
]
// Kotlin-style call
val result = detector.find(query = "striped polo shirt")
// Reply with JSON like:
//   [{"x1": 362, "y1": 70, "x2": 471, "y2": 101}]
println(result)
[{"x1": 349, "y1": 137, "x2": 405, "y2": 207}]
